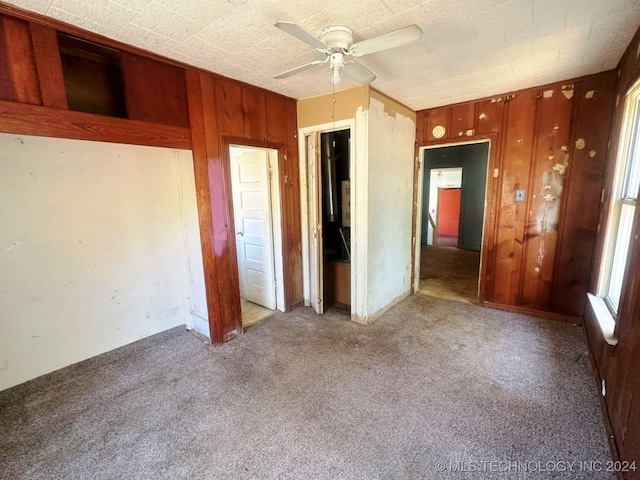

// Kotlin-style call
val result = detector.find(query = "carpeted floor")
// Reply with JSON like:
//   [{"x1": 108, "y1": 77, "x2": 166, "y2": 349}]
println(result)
[
  {"x1": 420, "y1": 244, "x2": 481, "y2": 304},
  {"x1": 0, "y1": 295, "x2": 613, "y2": 479}
]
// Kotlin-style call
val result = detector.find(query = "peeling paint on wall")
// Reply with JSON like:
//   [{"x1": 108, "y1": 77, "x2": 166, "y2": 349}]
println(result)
[
  {"x1": 543, "y1": 90, "x2": 554, "y2": 98},
  {"x1": 585, "y1": 90, "x2": 595, "y2": 99},
  {"x1": 590, "y1": 150, "x2": 597, "y2": 158},
  {"x1": 365, "y1": 96, "x2": 416, "y2": 318},
  {"x1": 561, "y1": 89, "x2": 574, "y2": 100},
  {"x1": 575, "y1": 138, "x2": 586, "y2": 150},
  {"x1": 478, "y1": 113, "x2": 487, "y2": 120},
  {"x1": 466, "y1": 129, "x2": 475, "y2": 136},
  {"x1": 561, "y1": 145, "x2": 569, "y2": 152},
  {"x1": 532, "y1": 164, "x2": 565, "y2": 267}
]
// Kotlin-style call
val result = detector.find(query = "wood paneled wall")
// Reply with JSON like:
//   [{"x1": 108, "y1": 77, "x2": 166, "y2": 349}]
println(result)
[
  {"x1": 0, "y1": 6, "x2": 303, "y2": 344},
  {"x1": 583, "y1": 25, "x2": 640, "y2": 477},
  {"x1": 0, "y1": 11, "x2": 191, "y2": 147},
  {"x1": 416, "y1": 72, "x2": 617, "y2": 318},
  {"x1": 186, "y1": 73, "x2": 302, "y2": 342}
]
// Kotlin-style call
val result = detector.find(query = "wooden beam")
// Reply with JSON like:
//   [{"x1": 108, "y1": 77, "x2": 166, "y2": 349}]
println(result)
[{"x1": 0, "y1": 99, "x2": 191, "y2": 149}]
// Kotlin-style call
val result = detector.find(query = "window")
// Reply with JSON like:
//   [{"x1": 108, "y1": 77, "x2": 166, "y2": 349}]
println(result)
[{"x1": 598, "y1": 81, "x2": 640, "y2": 316}]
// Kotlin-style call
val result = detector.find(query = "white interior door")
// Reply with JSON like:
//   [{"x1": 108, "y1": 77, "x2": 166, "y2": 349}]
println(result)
[
  {"x1": 230, "y1": 148, "x2": 276, "y2": 310},
  {"x1": 307, "y1": 134, "x2": 324, "y2": 314}
]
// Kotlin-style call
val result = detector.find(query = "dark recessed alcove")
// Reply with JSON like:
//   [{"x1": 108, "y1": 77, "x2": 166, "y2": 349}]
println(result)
[{"x1": 57, "y1": 32, "x2": 127, "y2": 118}]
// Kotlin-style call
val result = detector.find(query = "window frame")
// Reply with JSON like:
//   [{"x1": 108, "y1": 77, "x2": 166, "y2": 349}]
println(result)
[{"x1": 597, "y1": 80, "x2": 640, "y2": 318}]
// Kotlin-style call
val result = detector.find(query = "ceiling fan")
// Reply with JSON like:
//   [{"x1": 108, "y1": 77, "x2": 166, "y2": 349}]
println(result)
[{"x1": 274, "y1": 22, "x2": 423, "y2": 85}]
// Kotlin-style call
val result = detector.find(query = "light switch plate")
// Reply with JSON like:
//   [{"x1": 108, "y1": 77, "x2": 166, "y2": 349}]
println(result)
[{"x1": 516, "y1": 189, "x2": 526, "y2": 202}]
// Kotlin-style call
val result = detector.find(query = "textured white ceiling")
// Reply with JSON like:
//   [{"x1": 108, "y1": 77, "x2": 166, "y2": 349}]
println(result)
[{"x1": 6, "y1": 0, "x2": 640, "y2": 110}]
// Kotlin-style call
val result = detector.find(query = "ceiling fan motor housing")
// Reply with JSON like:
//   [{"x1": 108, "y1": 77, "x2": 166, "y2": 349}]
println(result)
[{"x1": 319, "y1": 26, "x2": 353, "y2": 50}]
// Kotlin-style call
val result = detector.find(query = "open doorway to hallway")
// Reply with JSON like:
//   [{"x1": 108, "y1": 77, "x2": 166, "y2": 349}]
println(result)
[
  {"x1": 228, "y1": 145, "x2": 284, "y2": 328},
  {"x1": 418, "y1": 142, "x2": 489, "y2": 304}
]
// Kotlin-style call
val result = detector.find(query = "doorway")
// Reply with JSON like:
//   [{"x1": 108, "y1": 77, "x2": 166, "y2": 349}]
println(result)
[
  {"x1": 417, "y1": 142, "x2": 490, "y2": 304},
  {"x1": 228, "y1": 145, "x2": 284, "y2": 327},
  {"x1": 301, "y1": 126, "x2": 353, "y2": 315},
  {"x1": 426, "y1": 167, "x2": 463, "y2": 247},
  {"x1": 320, "y1": 130, "x2": 351, "y2": 312}
]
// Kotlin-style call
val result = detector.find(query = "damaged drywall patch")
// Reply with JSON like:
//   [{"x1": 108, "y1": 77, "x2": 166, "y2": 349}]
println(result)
[
  {"x1": 561, "y1": 88, "x2": 574, "y2": 100},
  {"x1": 6, "y1": 241, "x2": 21, "y2": 251},
  {"x1": 585, "y1": 90, "x2": 595, "y2": 99},
  {"x1": 575, "y1": 138, "x2": 586, "y2": 150},
  {"x1": 365, "y1": 96, "x2": 416, "y2": 318}
]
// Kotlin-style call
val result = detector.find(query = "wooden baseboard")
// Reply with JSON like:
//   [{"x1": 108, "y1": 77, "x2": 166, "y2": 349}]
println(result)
[
  {"x1": 582, "y1": 323, "x2": 623, "y2": 478},
  {"x1": 482, "y1": 301, "x2": 582, "y2": 324}
]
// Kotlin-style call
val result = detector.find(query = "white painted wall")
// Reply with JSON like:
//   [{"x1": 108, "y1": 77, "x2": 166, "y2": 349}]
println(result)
[
  {"x1": 427, "y1": 168, "x2": 463, "y2": 244},
  {"x1": 0, "y1": 133, "x2": 208, "y2": 391},
  {"x1": 297, "y1": 89, "x2": 415, "y2": 323},
  {"x1": 363, "y1": 98, "x2": 416, "y2": 319}
]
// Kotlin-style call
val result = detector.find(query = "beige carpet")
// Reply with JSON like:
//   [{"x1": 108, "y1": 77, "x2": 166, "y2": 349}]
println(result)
[
  {"x1": 419, "y1": 244, "x2": 480, "y2": 304},
  {"x1": 0, "y1": 294, "x2": 614, "y2": 479}
]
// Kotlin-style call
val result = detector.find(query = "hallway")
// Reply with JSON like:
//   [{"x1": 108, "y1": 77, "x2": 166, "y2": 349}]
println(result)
[{"x1": 419, "y1": 244, "x2": 480, "y2": 304}]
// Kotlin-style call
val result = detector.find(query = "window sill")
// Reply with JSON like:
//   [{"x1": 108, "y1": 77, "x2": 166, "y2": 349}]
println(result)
[{"x1": 587, "y1": 293, "x2": 618, "y2": 346}]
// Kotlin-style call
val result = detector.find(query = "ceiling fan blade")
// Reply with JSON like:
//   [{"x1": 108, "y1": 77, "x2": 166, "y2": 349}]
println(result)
[
  {"x1": 348, "y1": 24, "x2": 423, "y2": 57},
  {"x1": 344, "y1": 61, "x2": 377, "y2": 84},
  {"x1": 275, "y1": 22, "x2": 329, "y2": 51},
  {"x1": 274, "y1": 60, "x2": 326, "y2": 79}
]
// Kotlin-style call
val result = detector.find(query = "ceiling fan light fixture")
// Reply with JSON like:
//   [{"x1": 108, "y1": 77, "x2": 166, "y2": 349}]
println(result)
[
  {"x1": 330, "y1": 52, "x2": 344, "y2": 85},
  {"x1": 273, "y1": 22, "x2": 422, "y2": 86},
  {"x1": 331, "y1": 68, "x2": 342, "y2": 85}
]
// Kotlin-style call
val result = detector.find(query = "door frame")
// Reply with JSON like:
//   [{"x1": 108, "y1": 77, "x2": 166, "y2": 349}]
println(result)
[
  {"x1": 413, "y1": 137, "x2": 497, "y2": 302},
  {"x1": 224, "y1": 138, "x2": 286, "y2": 312},
  {"x1": 298, "y1": 119, "x2": 357, "y2": 315}
]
